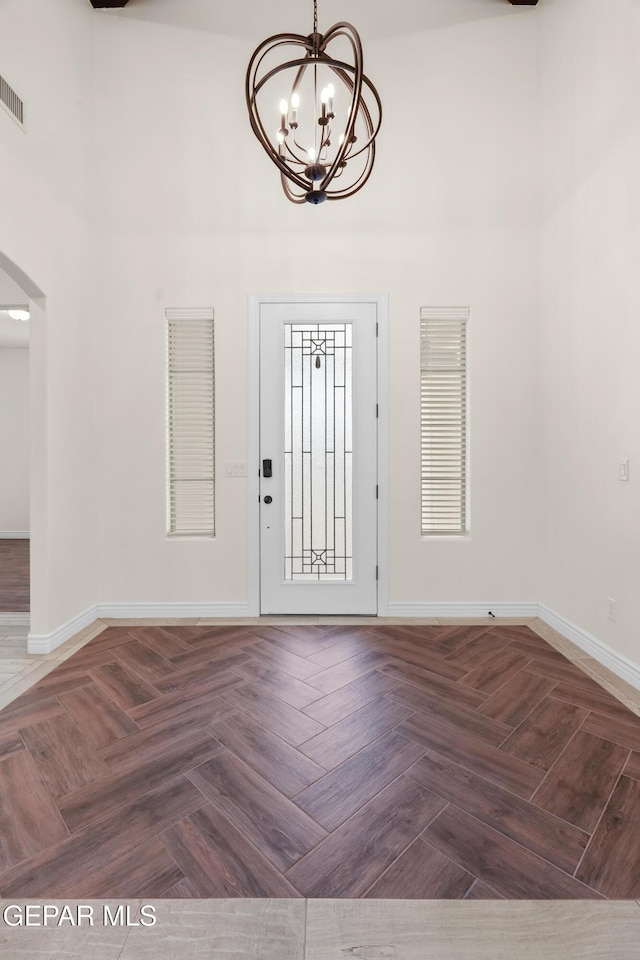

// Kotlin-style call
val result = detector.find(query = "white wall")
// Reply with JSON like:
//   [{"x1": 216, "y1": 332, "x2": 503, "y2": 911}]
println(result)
[
  {"x1": 91, "y1": 12, "x2": 540, "y2": 608},
  {"x1": 0, "y1": 270, "x2": 28, "y2": 306},
  {"x1": 0, "y1": 349, "x2": 29, "y2": 533},
  {"x1": 2, "y1": 0, "x2": 635, "y2": 677},
  {"x1": 0, "y1": 0, "x2": 96, "y2": 631},
  {"x1": 539, "y1": 0, "x2": 640, "y2": 662}
]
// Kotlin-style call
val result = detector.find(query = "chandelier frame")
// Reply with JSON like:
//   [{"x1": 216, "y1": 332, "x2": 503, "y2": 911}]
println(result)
[{"x1": 245, "y1": 17, "x2": 382, "y2": 204}]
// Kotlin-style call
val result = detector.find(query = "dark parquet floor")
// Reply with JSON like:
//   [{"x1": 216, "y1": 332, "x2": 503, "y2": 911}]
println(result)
[
  {"x1": 0, "y1": 539, "x2": 29, "y2": 611},
  {"x1": 1, "y1": 621, "x2": 639, "y2": 899}
]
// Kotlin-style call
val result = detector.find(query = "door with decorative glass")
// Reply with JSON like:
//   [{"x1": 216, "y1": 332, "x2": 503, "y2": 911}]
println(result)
[{"x1": 259, "y1": 300, "x2": 378, "y2": 614}]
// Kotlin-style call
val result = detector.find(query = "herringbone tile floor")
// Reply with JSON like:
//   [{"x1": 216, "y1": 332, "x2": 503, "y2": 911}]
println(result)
[{"x1": 0, "y1": 621, "x2": 639, "y2": 899}]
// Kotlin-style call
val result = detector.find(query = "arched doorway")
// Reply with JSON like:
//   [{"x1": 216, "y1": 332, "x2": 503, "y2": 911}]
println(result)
[{"x1": 0, "y1": 251, "x2": 45, "y2": 641}]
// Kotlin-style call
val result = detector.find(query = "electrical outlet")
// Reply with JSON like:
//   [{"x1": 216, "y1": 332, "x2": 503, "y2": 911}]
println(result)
[{"x1": 607, "y1": 598, "x2": 617, "y2": 621}]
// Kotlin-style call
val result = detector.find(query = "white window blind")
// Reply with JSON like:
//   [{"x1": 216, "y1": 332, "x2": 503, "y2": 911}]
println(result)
[
  {"x1": 420, "y1": 307, "x2": 469, "y2": 536},
  {"x1": 167, "y1": 308, "x2": 215, "y2": 537}
]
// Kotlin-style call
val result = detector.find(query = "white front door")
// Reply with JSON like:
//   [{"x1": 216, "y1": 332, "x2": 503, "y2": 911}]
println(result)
[{"x1": 259, "y1": 299, "x2": 378, "y2": 615}]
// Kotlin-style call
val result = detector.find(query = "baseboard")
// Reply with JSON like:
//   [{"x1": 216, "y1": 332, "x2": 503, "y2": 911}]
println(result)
[
  {"x1": 387, "y1": 601, "x2": 539, "y2": 618},
  {"x1": 539, "y1": 604, "x2": 640, "y2": 693},
  {"x1": 28, "y1": 604, "x2": 99, "y2": 655},
  {"x1": 21, "y1": 596, "x2": 640, "y2": 695},
  {"x1": 97, "y1": 601, "x2": 251, "y2": 620},
  {"x1": 25, "y1": 601, "x2": 250, "y2": 655},
  {"x1": 0, "y1": 612, "x2": 30, "y2": 626},
  {"x1": 0, "y1": 532, "x2": 29, "y2": 539}
]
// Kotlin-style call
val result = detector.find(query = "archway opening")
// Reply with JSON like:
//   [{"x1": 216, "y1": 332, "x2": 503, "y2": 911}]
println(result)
[{"x1": 0, "y1": 251, "x2": 45, "y2": 639}]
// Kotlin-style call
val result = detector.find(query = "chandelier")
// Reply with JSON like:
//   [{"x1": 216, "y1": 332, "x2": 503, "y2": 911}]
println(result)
[{"x1": 245, "y1": 0, "x2": 382, "y2": 204}]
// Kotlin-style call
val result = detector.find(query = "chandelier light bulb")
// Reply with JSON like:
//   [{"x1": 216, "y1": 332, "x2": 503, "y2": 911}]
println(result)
[
  {"x1": 290, "y1": 91, "x2": 300, "y2": 128},
  {"x1": 326, "y1": 83, "x2": 335, "y2": 110},
  {"x1": 326, "y1": 83, "x2": 335, "y2": 116},
  {"x1": 246, "y1": 0, "x2": 382, "y2": 204}
]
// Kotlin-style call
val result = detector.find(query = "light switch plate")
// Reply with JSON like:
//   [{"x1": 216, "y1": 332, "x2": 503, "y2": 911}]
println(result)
[
  {"x1": 618, "y1": 459, "x2": 630, "y2": 482},
  {"x1": 225, "y1": 461, "x2": 247, "y2": 478}
]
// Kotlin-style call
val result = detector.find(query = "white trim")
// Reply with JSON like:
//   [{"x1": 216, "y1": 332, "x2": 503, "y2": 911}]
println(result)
[
  {"x1": 539, "y1": 605, "x2": 640, "y2": 693},
  {"x1": 0, "y1": 532, "x2": 29, "y2": 538},
  {"x1": 28, "y1": 604, "x2": 98, "y2": 654},
  {"x1": 376, "y1": 299, "x2": 390, "y2": 616},
  {"x1": 248, "y1": 293, "x2": 389, "y2": 617},
  {"x1": 388, "y1": 601, "x2": 539, "y2": 618},
  {"x1": 97, "y1": 601, "x2": 251, "y2": 620},
  {"x1": 0, "y1": 612, "x2": 30, "y2": 626},
  {"x1": 247, "y1": 296, "x2": 261, "y2": 617}
]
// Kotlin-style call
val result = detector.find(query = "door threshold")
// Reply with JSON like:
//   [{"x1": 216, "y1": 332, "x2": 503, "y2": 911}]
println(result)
[{"x1": 258, "y1": 614, "x2": 380, "y2": 624}]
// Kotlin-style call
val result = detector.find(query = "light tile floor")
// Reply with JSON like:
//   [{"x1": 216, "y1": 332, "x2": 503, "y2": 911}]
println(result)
[
  {"x1": 121, "y1": 900, "x2": 306, "y2": 960},
  {"x1": 305, "y1": 900, "x2": 640, "y2": 960},
  {"x1": 0, "y1": 901, "x2": 141, "y2": 960},
  {"x1": 0, "y1": 620, "x2": 107, "y2": 710},
  {"x1": 2, "y1": 900, "x2": 640, "y2": 959}
]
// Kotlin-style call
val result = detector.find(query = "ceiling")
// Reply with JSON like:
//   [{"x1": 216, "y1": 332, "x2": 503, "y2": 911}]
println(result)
[{"x1": 110, "y1": 0, "x2": 527, "y2": 42}]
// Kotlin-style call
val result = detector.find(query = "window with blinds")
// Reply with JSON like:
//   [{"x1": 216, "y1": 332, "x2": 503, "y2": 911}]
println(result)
[
  {"x1": 167, "y1": 308, "x2": 215, "y2": 537},
  {"x1": 420, "y1": 307, "x2": 469, "y2": 536}
]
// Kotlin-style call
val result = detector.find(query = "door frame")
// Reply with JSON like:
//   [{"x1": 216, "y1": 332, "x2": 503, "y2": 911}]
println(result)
[{"x1": 248, "y1": 293, "x2": 389, "y2": 618}]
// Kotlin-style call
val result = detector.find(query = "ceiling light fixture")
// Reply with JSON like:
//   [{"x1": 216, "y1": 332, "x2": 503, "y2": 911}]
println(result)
[
  {"x1": 7, "y1": 308, "x2": 30, "y2": 322},
  {"x1": 246, "y1": 0, "x2": 382, "y2": 205}
]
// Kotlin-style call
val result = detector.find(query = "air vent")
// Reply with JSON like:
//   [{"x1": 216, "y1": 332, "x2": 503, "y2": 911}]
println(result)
[{"x1": 0, "y1": 75, "x2": 24, "y2": 128}]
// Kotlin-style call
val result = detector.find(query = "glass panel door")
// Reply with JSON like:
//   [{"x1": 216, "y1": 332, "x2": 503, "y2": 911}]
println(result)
[{"x1": 259, "y1": 301, "x2": 378, "y2": 615}]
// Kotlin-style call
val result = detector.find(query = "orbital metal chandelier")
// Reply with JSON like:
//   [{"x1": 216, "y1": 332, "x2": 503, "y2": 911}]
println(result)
[{"x1": 246, "y1": 0, "x2": 382, "y2": 204}]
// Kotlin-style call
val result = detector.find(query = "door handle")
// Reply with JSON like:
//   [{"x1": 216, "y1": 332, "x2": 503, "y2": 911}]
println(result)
[
  {"x1": 263, "y1": 495, "x2": 273, "y2": 504},
  {"x1": 262, "y1": 459, "x2": 273, "y2": 478}
]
